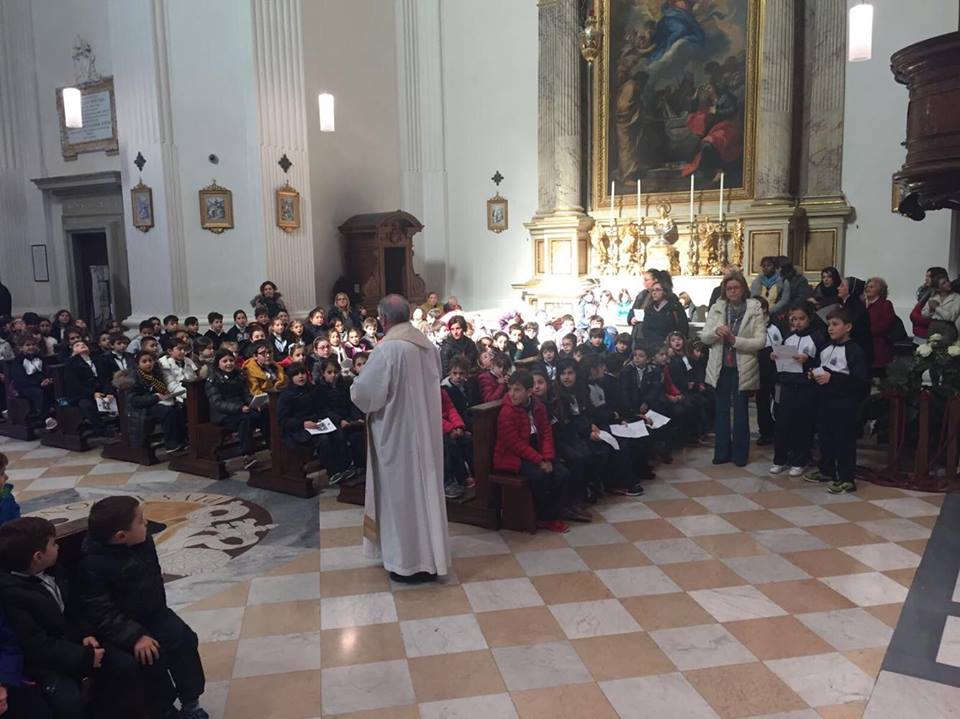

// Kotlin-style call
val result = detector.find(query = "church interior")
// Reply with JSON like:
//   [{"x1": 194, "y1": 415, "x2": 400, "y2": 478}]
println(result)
[{"x1": 1, "y1": 0, "x2": 960, "y2": 717}]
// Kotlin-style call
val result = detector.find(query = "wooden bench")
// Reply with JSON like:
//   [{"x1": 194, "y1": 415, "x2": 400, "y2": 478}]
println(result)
[
  {"x1": 100, "y1": 389, "x2": 159, "y2": 466},
  {"x1": 0, "y1": 358, "x2": 41, "y2": 441},
  {"x1": 248, "y1": 390, "x2": 320, "y2": 498},
  {"x1": 39, "y1": 364, "x2": 90, "y2": 452},
  {"x1": 54, "y1": 517, "x2": 89, "y2": 565},
  {"x1": 167, "y1": 379, "x2": 230, "y2": 479}
]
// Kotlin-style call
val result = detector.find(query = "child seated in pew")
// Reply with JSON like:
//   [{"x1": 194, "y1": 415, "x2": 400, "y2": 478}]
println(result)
[
  {"x1": 609, "y1": 333, "x2": 633, "y2": 372},
  {"x1": 327, "y1": 328, "x2": 350, "y2": 368},
  {"x1": 441, "y1": 356, "x2": 478, "y2": 427},
  {"x1": 343, "y1": 328, "x2": 364, "y2": 360},
  {"x1": 242, "y1": 340, "x2": 286, "y2": 396},
  {"x1": 666, "y1": 331, "x2": 711, "y2": 440},
  {"x1": 78, "y1": 497, "x2": 209, "y2": 719},
  {"x1": 652, "y1": 345, "x2": 699, "y2": 447},
  {"x1": 94, "y1": 333, "x2": 133, "y2": 383},
  {"x1": 56, "y1": 328, "x2": 83, "y2": 363},
  {"x1": 268, "y1": 317, "x2": 290, "y2": 360},
  {"x1": 205, "y1": 349, "x2": 268, "y2": 471},
  {"x1": 523, "y1": 322, "x2": 540, "y2": 352},
  {"x1": 203, "y1": 313, "x2": 226, "y2": 350},
  {"x1": 308, "y1": 337, "x2": 332, "y2": 380},
  {"x1": 139, "y1": 337, "x2": 160, "y2": 358},
  {"x1": 94, "y1": 331, "x2": 113, "y2": 358},
  {"x1": 492, "y1": 332, "x2": 510, "y2": 354},
  {"x1": 352, "y1": 352, "x2": 369, "y2": 375},
  {"x1": 538, "y1": 341, "x2": 558, "y2": 379},
  {"x1": 360, "y1": 318, "x2": 379, "y2": 350},
  {"x1": 241, "y1": 325, "x2": 267, "y2": 360},
  {"x1": 126, "y1": 320, "x2": 155, "y2": 355},
  {"x1": 37, "y1": 318, "x2": 58, "y2": 358},
  {"x1": 314, "y1": 358, "x2": 365, "y2": 482},
  {"x1": 478, "y1": 351, "x2": 512, "y2": 403},
  {"x1": 559, "y1": 332, "x2": 578, "y2": 360},
  {"x1": 581, "y1": 327, "x2": 607, "y2": 355},
  {"x1": 619, "y1": 346, "x2": 673, "y2": 463},
  {"x1": 193, "y1": 337, "x2": 216, "y2": 379},
  {"x1": 493, "y1": 369, "x2": 573, "y2": 534},
  {"x1": 276, "y1": 362, "x2": 354, "y2": 485},
  {"x1": 159, "y1": 341, "x2": 198, "y2": 404},
  {"x1": 507, "y1": 324, "x2": 538, "y2": 361},
  {"x1": 7, "y1": 335, "x2": 56, "y2": 430},
  {"x1": 115, "y1": 352, "x2": 187, "y2": 454},
  {"x1": 303, "y1": 308, "x2": 327, "y2": 345},
  {"x1": 278, "y1": 343, "x2": 307, "y2": 372},
  {"x1": 62, "y1": 339, "x2": 112, "y2": 437},
  {"x1": 224, "y1": 309, "x2": 250, "y2": 346},
  {"x1": 184, "y1": 316, "x2": 201, "y2": 342},
  {"x1": 0, "y1": 517, "x2": 141, "y2": 718},
  {"x1": 0, "y1": 454, "x2": 21, "y2": 526},
  {"x1": 287, "y1": 319, "x2": 306, "y2": 347},
  {"x1": 441, "y1": 387, "x2": 474, "y2": 500}
]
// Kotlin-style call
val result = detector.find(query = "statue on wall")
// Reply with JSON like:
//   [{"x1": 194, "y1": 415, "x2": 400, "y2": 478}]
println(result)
[
  {"x1": 650, "y1": 201, "x2": 678, "y2": 245},
  {"x1": 72, "y1": 36, "x2": 101, "y2": 85},
  {"x1": 589, "y1": 223, "x2": 610, "y2": 275}
]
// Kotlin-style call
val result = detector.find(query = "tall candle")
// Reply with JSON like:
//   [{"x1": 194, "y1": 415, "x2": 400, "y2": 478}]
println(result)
[
  {"x1": 689, "y1": 175, "x2": 694, "y2": 224},
  {"x1": 610, "y1": 181, "x2": 615, "y2": 224},
  {"x1": 718, "y1": 172, "x2": 724, "y2": 222},
  {"x1": 637, "y1": 180, "x2": 642, "y2": 223}
]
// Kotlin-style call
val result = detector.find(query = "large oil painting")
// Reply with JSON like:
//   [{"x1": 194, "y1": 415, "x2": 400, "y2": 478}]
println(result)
[{"x1": 594, "y1": 0, "x2": 759, "y2": 205}]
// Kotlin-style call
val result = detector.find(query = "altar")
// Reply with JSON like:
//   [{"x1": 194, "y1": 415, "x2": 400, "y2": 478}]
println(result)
[{"x1": 513, "y1": 0, "x2": 854, "y2": 316}]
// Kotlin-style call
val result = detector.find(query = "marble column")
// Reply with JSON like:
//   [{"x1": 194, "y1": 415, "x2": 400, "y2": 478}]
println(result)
[
  {"x1": 107, "y1": 0, "x2": 188, "y2": 320},
  {"x1": 799, "y1": 0, "x2": 846, "y2": 199},
  {"x1": 251, "y1": 0, "x2": 316, "y2": 314},
  {"x1": 754, "y1": 0, "x2": 797, "y2": 202},
  {"x1": 537, "y1": 0, "x2": 582, "y2": 214},
  {"x1": 395, "y1": 0, "x2": 449, "y2": 294}
]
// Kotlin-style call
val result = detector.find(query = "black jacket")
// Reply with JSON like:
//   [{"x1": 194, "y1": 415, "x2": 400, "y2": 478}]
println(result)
[
  {"x1": 815, "y1": 340, "x2": 870, "y2": 403},
  {"x1": 94, "y1": 352, "x2": 133, "y2": 392},
  {"x1": 205, "y1": 368, "x2": 250, "y2": 423},
  {"x1": 204, "y1": 329, "x2": 226, "y2": 350},
  {"x1": 277, "y1": 383, "x2": 322, "y2": 441},
  {"x1": 619, "y1": 362, "x2": 666, "y2": 417},
  {"x1": 77, "y1": 535, "x2": 166, "y2": 651},
  {"x1": 327, "y1": 305, "x2": 363, "y2": 331},
  {"x1": 440, "y1": 335, "x2": 479, "y2": 376},
  {"x1": 63, "y1": 354, "x2": 100, "y2": 402},
  {"x1": 6, "y1": 354, "x2": 48, "y2": 393},
  {"x1": 315, "y1": 378, "x2": 362, "y2": 426},
  {"x1": 0, "y1": 567, "x2": 95, "y2": 678},
  {"x1": 641, "y1": 298, "x2": 689, "y2": 350},
  {"x1": 440, "y1": 377, "x2": 477, "y2": 428}
]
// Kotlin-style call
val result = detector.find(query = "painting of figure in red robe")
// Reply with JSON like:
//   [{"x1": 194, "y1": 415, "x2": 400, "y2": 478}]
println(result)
[{"x1": 599, "y1": 0, "x2": 758, "y2": 198}]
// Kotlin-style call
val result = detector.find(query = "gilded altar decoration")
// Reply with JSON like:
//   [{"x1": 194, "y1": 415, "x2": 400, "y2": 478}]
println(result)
[
  {"x1": 276, "y1": 183, "x2": 301, "y2": 233},
  {"x1": 731, "y1": 218, "x2": 745, "y2": 268},
  {"x1": 592, "y1": 0, "x2": 760, "y2": 209},
  {"x1": 199, "y1": 180, "x2": 234, "y2": 234},
  {"x1": 686, "y1": 223, "x2": 700, "y2": 275},
  {"x1": 589, "y1": 223, "x2": 611, "y2": 274}
]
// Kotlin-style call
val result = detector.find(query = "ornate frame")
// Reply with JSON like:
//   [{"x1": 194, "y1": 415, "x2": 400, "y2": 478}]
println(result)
[
  {"x1": 130, "y1": 181, "x2": 154, "y2": 233},
  {"x1": 487, "y1": 194, "x2": 509, "y2": 233},
  {"x1": 55, "y1": 77, "x2": 119, "y2": 160},
  {"x1": 276, "y1": 183, "x2": 301, "y2": 233},
  {"x1": 591, "y1": 0, "x2": 762, "y2": 210},
  {"x1": 198, "y1": 180, "x2": 234, "y2": 234}
]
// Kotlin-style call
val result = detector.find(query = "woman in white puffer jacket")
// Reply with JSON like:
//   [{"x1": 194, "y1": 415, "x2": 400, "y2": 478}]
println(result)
[{"x1": 700, "y1": 274, "x2": 766, "y2": 467}]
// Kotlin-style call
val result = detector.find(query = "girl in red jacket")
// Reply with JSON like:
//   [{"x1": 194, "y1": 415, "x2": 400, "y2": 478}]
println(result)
[
  {"x1": 478, "y1": 351, "x2": 512, "y2": 403},
  {"x1": 493, "y1": 370, "x2": 571, "y2": 533},
  {"x1": 442, "y1": 388, "x2": 474, "y2": 500}
]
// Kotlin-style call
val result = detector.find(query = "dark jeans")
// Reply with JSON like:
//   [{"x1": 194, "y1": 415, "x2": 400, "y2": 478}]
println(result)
[
  {"x1": 774, "y1": 383, "x2": 817, "y2": 467},
  {"x1": 343, "y1": 424, "x2": 366, "y2": 469},
  {"x1": 443, "y1": 434, "x2": 474, "y2": 486},
  {"x1": 818, "y1": 397, "x2": 857, "y2": 485},
  {"x1": 17, "y1": 385, "x2": 54, "y2": 418},
  {"x1": 220, "y1": 410, "x2": 270, "y2": 455},
  {"x1": 714, "y1": 366, "x2": 750, "y2": 466},
  {"x1": 518, "y1": 459, "x2": 570, "y2": 521},
  {"x1": 35, "y1": 639, "x2": 140, "y2": 719},
  {"x1": 757, "y1": 351, "x2": 776, "y2": 439},
  {"x1": 288, "y1": 430, "x2": 349, "y2": 473},
  {"x1": 74, "y1": 396, "x2": 105, "y2": 432},
  {"x1": 146, "y1": 403, "x2": 185, "y2": 449},
  {"x1": 136, "y1": 607, "x2": 206, "y2": 709}
]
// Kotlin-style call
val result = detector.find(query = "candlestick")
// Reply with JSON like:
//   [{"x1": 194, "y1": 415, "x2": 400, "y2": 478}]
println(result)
[
  {"x1": 688, "y1": 175, "x2": 694, "y2": 224},
  {"x1": 637, "y1": 180, "x2": 642, "y2": 224},
  {"x1": 610, "y1": 181, "x2": 615, "y2": 226},
  {"x1": 719, "y1": 173, "x2": 724, "y2": 222}
]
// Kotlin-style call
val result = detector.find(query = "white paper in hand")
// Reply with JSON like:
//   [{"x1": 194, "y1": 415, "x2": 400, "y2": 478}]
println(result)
[
  {"x1": 610, "y1": 420, "x2": 650, "y2": 438},
  {"x1": 771, "y1": 344, "x2": 803, "y2": 374},
  {"x1": 248, "y1": 393, "x2": 269, "y2": 411},
  {"x1": 305, "y1": 417, "x2": 338, "y2": 435},
  {"x1": 645, "y1": 411, "x2": 671, "y2": 429},
  {"x1": 595, "y1": 430, "x2": 620, "y2": 450},
  {"x1": 96, "y1": 395, "x2": 118, "y2": 415}
]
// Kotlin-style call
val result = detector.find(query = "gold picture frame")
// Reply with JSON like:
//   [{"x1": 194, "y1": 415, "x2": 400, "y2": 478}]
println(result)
[
  {"x1": 198, "y1": 180, "x2": 234, "y2": 234},
  {"x1": 592, "y1": 0, "x2": 762, "y2": 209},
  {"x1": 487, "y1": 194, "x2": 509, "y2": 233},
  {"x1": 276, "y1": 183, "x2": 301, "y2": 233},
  {"x1": 130, "y1": 181, "x2": 154, "y2": 233}
]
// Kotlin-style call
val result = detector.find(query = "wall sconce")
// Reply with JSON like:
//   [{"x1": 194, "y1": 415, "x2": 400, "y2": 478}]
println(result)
[
  {"x1": 318, "y1": 93, "x2": 335, "y2": 132},
  {"x1": 848, "y1": 2, "x2": 874, "y2": 62},
  {"x1": 62, "y1": 87, "x2": 83, "y2": 128}
]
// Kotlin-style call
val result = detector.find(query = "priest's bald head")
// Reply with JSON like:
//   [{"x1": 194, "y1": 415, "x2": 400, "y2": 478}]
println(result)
[{"x1": 377, "y1": 294, "x2": 411, "y2": 331}]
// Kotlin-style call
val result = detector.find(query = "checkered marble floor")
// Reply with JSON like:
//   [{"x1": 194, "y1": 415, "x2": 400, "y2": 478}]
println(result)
[{"x1": 4, "y1": 434, "x2": 959, "y2": 718}]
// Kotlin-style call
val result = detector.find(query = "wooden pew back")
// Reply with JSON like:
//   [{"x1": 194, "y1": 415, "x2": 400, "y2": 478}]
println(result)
[{"x1": 247, "y1": 389, "x2": 318, "y2": 498}]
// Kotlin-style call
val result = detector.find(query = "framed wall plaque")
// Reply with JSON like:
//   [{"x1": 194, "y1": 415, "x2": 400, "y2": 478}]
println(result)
[
  {"x1": 276, "y1": 183, "x2": 301, "y2": 233},
  {"x1": 31, "y1": 245, "x2": 49, "y2": 283},
  {"x1": 130, "y1": 181, "x2": 154, "y2": 233},
  {"x1": 199, "y1": 180, "x2": 234, "y2": 234},
  {"x1": 487, "y1": 195, "x2": 508, "y2": 233},
  {"x1": 55, "y1": 77, "x2": 119, "y2": 160}
]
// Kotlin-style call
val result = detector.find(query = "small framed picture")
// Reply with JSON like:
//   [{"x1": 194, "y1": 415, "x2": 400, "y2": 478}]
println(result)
[
  {"x1": 276, "y1": 184, "x2": 301, "y2": 233},
  {"x1": 31, "y1": 244, "x2": 49, "y2": 283},
  {"x1": 130, "y1": 181, "x2": 154, "y2": 232},
  {"x1": 199, "y1": 180, "x2": 234, "y2": 234},
  {"x1": 487, "y1": 195, "x2": 508, "y2": 233}
]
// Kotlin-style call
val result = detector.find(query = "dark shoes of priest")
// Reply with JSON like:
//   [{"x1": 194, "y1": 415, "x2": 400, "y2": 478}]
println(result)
[{"x1": 389, "y1": 571, "x2": 438, "y2": 584}]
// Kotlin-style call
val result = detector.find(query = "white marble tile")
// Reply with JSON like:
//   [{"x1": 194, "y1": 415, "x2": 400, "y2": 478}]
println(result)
[
  {"x1": 320, "y1": 591, "x2": 397, "y2": 629},
  {"x1": 633, "y1": 483, "x2": 686, "y2": 501},
  {"x1": 232, "y1": 630, "x2": 323, "y2": 678},
  {"x1": 635, "y1": 538, "x2": 712, "y2": 565},
  {"x1": 87, "y1": 461, "x2": 140, "y2": 475},
  {"x1": 127, "y1": 469, "x2": 182, "y2": 484},
  {"x1": 864, "y1": 670, "x2": 960, "y2": 719},
  {"x1": 179, "y1": 606, "x2": 244, "y2": 643},
  {"x1": 595, "y1": 501, "x2": 659, "y2": 522},
  {"x1": 462, "y1": 578, "x2": 544, "y2": 613},
  {"x1": 319, "y1": 546, "x2": 382, "y2": 571},
  {"x1": 515, "y1": 548, "x2": 588, "y2": 577},
  {"x1": 752, "y1": 528, "x2": 829, "y2": 554},
  {"x1": 491, "y1": 641, "x2": 592, "y2": 690},
  {"x1": 549, "y1": 599, "x2": 642, "y2": 639},
  {"x1": 745, "y1": 712, "x2": 819, "y2": 719},
  {"x1": 771, "y1": 506, "x2": 846, "y2": 527},
  {"x1": 450, "y1": 532, "x2": 511, "y2": 557},
  {"x1": 820, "y1": 572, "x2": 908, "y2": 607},
  {"x1": 717, "y1": 476, "x2": 782, "y2": 494},
  {"x1": 4, "y1": 467, "x2": 47, "y2": 481},
  {"x1": 21, "y1": 447, "x2": 69, "y2": 459},
  {"x1": 766, "y1": 652, "x2": 875, "y2": 707},
  {"x1": 198, "y1": 680, "x2": 230, "y2": 719},
  {"x1": 595, "y1": 566, "x2": 681, "y2": 597},
  {"x1": 563, "y1": 522, "x2": 626, "y2": 546},
  {"x1": 693, "y1": 494, "x2": 764, "y2": 514},
  {"x1": 936, "y1": 614, "x2": 960, "y2": 668},
  {"x1": 248, "y1": 572, "x2": 320, "y2": 604},
  {"x1": 869, "y1": 497, "x2": 940, "y2": 518},
  {"x1": 667, "y1": 514, "x2": 739, "y2": 536},
  {"x1": 400, "y1": 614, "x2": 487, "y2": 657},
  {"x1": 722, "y1": 555, "x2": 811, "y2": 584},
  {"x1": 419, "y1": 694, "x2": 519, "y2": 719},
  {"x1": 317, "y1": 508, "x2": 363, "y2": 529},
  {"x1": 27, "y1": 474, "x2": 82, "y2": 491},
  {"x1": 54, "y1": 450, "x2": 103, "y2": 466},
  {"x1": 321, "y1": 659, "x2": 415, "y2": 715},
  {"x1": 657, "y1": 467, "x2": 712, "y2": 483},
  {"x1": 856, "y1": 519, "x2": 931, "y2": 542},
  {"x1": 796, "y1": 608, "x2": 894, "y2": 651},
  {"x1": 650, "y1": 624, "x2": 756, "y2": 670},
  {"x1": 789, "y1": 487, "x2": 861, "y2": 505},
  {"x1": 689, "y1": 585, "x2": 788, "y2": 622},
  {"x1": 600, "y1": 673, "x2": 721, "y2": 719},
  {"x1": 839, "y1": 543, "x2": 921, "y2": 571}
]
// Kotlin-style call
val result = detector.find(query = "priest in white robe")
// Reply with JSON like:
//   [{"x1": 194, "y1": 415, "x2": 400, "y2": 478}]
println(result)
[{"x1": 350, "y1": 294, "x2": 450, "y2": 581}]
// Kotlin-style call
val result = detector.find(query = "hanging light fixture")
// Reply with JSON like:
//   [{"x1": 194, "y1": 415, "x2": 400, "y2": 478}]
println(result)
[
  {"x1": 318, "y1": 93, "x2": 335, "y2": 132},
  {"x1": 848, "y1": 1, "x2": 874, "y2": 62},
  {"x1": 62, "y1": 87, "x2": 83, "y2": 128}
]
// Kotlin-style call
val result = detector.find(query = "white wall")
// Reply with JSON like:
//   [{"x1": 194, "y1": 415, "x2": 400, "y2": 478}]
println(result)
[
  {"x1": 440, "y1": 0, "x2": 539, "y2": 309},
  {"x1": 842, "y1": 0, "x2": 959, "y2": 315},
  {"x1": 302, "y1": 0, "x2": 403, "y2": 308}
]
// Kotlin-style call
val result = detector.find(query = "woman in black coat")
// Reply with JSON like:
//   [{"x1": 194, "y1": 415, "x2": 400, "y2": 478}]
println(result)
[
  {"x1": 641, "y1": 283, "x2": 689, "y2": 350},
  {"x1": 813, "y1": 267, "x2": 842, "y2": 309},
  {"x1": 327, "y1": 291, "x2": 364, "y2": 331},
  {"x1": 838, "y1": 276, "x2": 874, "y2": 368}
]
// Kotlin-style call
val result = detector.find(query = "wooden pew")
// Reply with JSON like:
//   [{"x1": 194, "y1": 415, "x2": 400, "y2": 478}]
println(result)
[
  {"x1": 100, "y1": 388, "x2": 159, "y2": 466},
  {"x1": 167, "y1": 379, "x2": 230, "y2": 479},
  {"x1": 39, "y1": 363, "x2": 90, "y2": 452},
  {"x1": 247, "y1": 390, "x2": 319, "y2": 498},
  {"x1": 54, "y1": 517, "x2": 89, "y2": 565},
  {"x1": 0, "y1": 358, "x2": 41, "y2": 441}
]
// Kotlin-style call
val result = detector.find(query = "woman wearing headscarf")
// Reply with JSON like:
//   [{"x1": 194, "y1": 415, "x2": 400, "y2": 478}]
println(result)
[
  {"x1": 838, "y1": 277, "x2": 873, "y2": 368},
  {"x1": 813, "y1": 267, "x2": 842, "y2": 309}
]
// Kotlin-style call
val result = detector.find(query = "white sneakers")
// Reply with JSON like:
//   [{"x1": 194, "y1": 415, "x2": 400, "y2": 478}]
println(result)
[
  {"x1": 789, "y1": 466, "x2": 806, "y2": 477},
  {"x1": 770, "y1": 465, "x2": 807, "y2": 477},
  {"x1": 769, "y1": 465, "x2": 785, "y2": 474}
]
